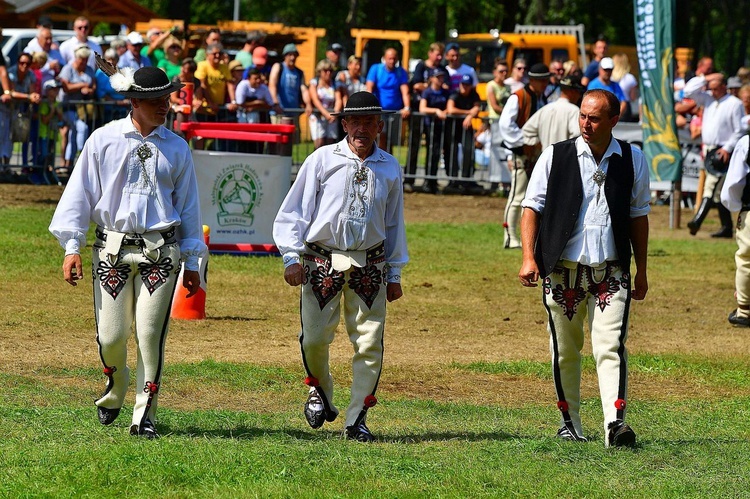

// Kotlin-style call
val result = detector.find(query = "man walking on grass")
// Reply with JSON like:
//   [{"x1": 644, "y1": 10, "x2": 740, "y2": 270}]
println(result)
[
  {"x1": 518, "y1": 90, "x2": 650, "y2": 447},
  {"x1": 273, "y1": 92, "x2": 408, "y2": 442},
  {"x1": 50, "y1": 66, "x2": 206, "y2": 439}
]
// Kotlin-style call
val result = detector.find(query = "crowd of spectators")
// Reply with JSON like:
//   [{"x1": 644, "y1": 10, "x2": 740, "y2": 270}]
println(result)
[{"x1": 2, "y1": 17, "x2": 749, "y2": 194}]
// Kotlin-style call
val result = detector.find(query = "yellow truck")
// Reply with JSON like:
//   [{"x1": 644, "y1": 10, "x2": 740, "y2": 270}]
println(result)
[{"x1": 451, "y1": 24, "x2": 588, "y2": 98}]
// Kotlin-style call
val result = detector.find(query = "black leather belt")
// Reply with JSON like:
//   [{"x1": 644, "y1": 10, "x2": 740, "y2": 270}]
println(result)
[{"x1": 95, "y1": 227, "x2": 177, "y2": 247}]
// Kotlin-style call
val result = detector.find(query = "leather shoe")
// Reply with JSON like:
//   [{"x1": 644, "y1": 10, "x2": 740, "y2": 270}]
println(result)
[
  {"x1": 556, "y1": 425, "x2": 587, "y2": 442},
  {"x1": 345, "y1": 421, "x2": 375, "y2": 442},
  {"x1": 130, "y1": 419, "x2": 159, "y2": 439},
  {"x1": 607, "y1": 420, "x2": 636, "y2": 448},
  {"x1": 304, "y1": 387, "x2": 336, "y2": 429},
  {"x1": 711, "y1": 227, "x2": 733, "y2": 238},
  {"x1": 97, "y1": 406, "x2": 120, "y2": 426},
  {"x1": 728, "y1": 309, "x2": 750, "y2": 327}
]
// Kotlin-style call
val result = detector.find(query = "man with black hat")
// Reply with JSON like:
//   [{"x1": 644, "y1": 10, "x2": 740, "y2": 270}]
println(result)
[
  {"x1": 499, "y1": 62, "x2": 550, "y2": 249},
  {"x1": 49, "y1": 65, "x2": 207, "y2": 439},
  {"x1": 273, "y1": 91, "x2": 408, "y2": 442},
  {"x1": 522, "y1": 74, "x2": 585, "y2": 151}
]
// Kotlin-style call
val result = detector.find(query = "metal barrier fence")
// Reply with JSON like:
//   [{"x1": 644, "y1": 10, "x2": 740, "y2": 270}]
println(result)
[{"x1": 1, "y1": 101, "x2": 502, "y2": 191}]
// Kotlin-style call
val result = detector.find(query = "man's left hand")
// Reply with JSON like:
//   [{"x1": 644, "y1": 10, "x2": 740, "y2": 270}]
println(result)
[
  {"x1": 386, "y1": 282, "x2": 403, "y2": 302},
  {"x1": 183, "y1": 270, "x2": 201, "y2": 298}
]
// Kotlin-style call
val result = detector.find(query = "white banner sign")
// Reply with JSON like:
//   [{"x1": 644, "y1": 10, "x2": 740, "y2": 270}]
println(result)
[{"x1": 193, "y1": 151, "x2": 292, "y2": 247}]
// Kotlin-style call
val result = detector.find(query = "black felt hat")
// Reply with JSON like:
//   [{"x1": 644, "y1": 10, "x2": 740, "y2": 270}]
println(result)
[
  {"x1": 102, "y1": 64, "x2": 184, "y2": 99},
  {"x1": 332, "y1": 91, "x2": 395, "y2": 117}
]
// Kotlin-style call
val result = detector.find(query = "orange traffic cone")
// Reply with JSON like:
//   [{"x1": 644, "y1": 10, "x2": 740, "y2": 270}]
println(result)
[{"x1": 171, "y1": 225, "x2": 210, "y2": 320}]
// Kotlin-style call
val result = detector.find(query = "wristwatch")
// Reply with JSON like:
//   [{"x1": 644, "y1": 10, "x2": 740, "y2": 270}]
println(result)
[{"x1": 3, "y1": 90, "x2": 10, "y2": 95}]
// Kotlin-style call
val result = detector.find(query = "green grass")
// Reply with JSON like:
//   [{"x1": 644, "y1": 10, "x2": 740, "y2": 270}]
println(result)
[{"x1": 2, "y1": 200, "x2": 750, "y2": 496}]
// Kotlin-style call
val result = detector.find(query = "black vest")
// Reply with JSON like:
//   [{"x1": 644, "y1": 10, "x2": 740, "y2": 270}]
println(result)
[
  {"x1": 740, "y1": 144, "x2": 750, "y2": 210},
  {"x1": 535, "y1": 138, "x2": 634, "y2": 278}
]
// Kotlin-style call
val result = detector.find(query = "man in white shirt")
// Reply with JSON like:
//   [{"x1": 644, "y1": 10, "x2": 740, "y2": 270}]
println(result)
[
  {"x1": 49, "y1": 66, "x2": 206, "y2": 439},
  {"x1": 24, "y1": 27, "x2": 65, "y2": 82},
  {"x1": 519, "y1": 89, "x2": 650, "y2": 447},
  {"x1": 444, "y1": 42, "x2": 478, "y2": 93},
  {"x1": 273, "y1": 92, "x2": 408, "y2": 443},
  {"x1": 720, "y1": 135, "x2": 750, "y2": 326},
  {"x1": 684, "y1": 72, "x2": 745, "y2": 237},
  {"x1": 58, "y1": 16, "x2": 102, "y2": 70},
  {"x1": 522, "y1": 74, "x2": 584, "y2": 150}
]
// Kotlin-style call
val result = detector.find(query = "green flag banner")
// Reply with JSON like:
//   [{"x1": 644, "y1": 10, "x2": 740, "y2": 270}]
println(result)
[{"x1": 634, "y1": 0, "x2": 682, "y2": 182}]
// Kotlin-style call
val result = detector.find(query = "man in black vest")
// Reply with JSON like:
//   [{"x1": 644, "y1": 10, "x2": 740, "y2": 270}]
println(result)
[
  {"x1": 518, "y1": 90, "x2": 650, "y2": 447},
  {"x1": 720, "y1": 134, "x2": 750, "y2": 326}
]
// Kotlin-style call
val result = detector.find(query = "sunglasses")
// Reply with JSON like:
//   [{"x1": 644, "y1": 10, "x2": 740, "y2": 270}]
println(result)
[
  {"x1": 76, "y1": 25, "x2": 89, "y2": 30},
  {"x1": 516, "y1": 66, "x2": 527, "y2": 71}
]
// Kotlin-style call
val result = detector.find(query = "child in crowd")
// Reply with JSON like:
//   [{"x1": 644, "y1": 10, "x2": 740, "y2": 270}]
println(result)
[
  {"x1": 474, "y1": 121, "x2": 491, "y2": 168},
  {"x1": 38, "y1": 79, "x2": 63, "y2": 173},
  {"x1": 170, "y1": 58, "x2": 203, "y2": 140},
  {"x1": 236, "y1": 68, "x2": 274, "y2": 124},
  {"x1": 418, "y1": 67, "x2": 451, "y2": 194}
]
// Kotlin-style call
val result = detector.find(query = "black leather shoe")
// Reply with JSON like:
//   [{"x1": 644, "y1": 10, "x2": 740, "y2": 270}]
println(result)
[
  {"x1": 556, "y1": 426, "x2": 587, "y2": 442},
  {"x1": 97, "y1": 406, "x2": 120, "y2": 426},
  {"x1": 711, "y1": 227, "x2": 733, "y2": 238},
  {"x1": 728, "y1": 309, "x2": 750, "y2": 327},
  {"x1": 130, "y1": 419, "x2": 159, "y2": 439},
  {"x1": 345, "y1": 422, "x2": 375, "y2": 442},
  {"x1": 607, "y1": 420, "x2": 636, "y2": 448},
  {"x1": 304, "y1": 387, "x2": 336, "y2": 429}
]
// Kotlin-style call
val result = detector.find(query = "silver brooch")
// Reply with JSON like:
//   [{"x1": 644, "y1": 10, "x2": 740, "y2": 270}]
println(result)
[
  {"x1": 592, "y1": 168, "x2": 606, "y2": 203},
  {"x1": 353, "y1": 165, "x2": 368, "y2": 184},
  {"x1": 136, "y1": 143, "x2": 153, "y2": 162}
]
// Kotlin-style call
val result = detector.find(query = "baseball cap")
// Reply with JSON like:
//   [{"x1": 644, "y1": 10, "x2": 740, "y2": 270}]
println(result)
[
  {"x1": 430, "y1": 67, "x2": 448, "y2": 78},
  {"x1": 460, "y1": 73, "x2": 474, "y2": 85},
  {"x1": 600, "y1": 57, "x2": 614, "y2": 70},
  {"x1": 445, "y1": 42, "x2": 460, "y2": 52},
  {"x1": 328, "y1": 43, "x2": 344, "y2": 52},
  {"x1": 252, "y1": 46, "x2": 268, "y2": 66},
  {"x1": 43, "y1": 79, "x2": 61, "y2": 90},
  {"x1": 528, "y1": 63, "x2": 551, "y2": 79},
  {"x1": 727, "y1": 76, "x2": 742, "y2": 89},
  {"x1": 126, "y1": 31, "x2": 144, "y2": 45},
  {"x1": 282, "y1": 43, "x2": 299, "y2": 56}
]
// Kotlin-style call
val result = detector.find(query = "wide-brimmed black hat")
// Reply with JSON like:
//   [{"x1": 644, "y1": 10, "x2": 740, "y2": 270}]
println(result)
[
  {"x1": 332, "y1": 91, "x2": 396, "y2": 117},
  {"x1": 110, "y1": 66, "x2": 184, "y2": 99},
  {"x1": 560, "y1": 74, "x2": 585, "y2": 92},
  {"x1": 528, "y1": 63, "x2": 551, "y2": 79}
]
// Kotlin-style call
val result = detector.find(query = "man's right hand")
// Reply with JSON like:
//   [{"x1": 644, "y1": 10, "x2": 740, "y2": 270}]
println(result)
[
  {"x1": 63, "y1": 254, "x2": 84, "y2": 286},
  {"x1": 284, "y1": 263, "x2": 304, "y2": 286},
  {"x1": 518, "y1": 259, "x2": 540, "y2": 287}
]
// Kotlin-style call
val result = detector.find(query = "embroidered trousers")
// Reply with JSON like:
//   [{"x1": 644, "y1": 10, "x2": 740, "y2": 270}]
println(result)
[
  {"x1": 735, "y1": 211, "x2": 750, "y2": 307},
  {"x1": 543, "y1": 261, "x2": 631, "y2": 439},
  {"x1": 92, "y1": 241, "x2": 181, "y2": 428},
  {"x1": 299, "y1": 245, "x2": 387, "y2": 427},
  {"x1": 503, "y1": 159, "x2": 529, "y2": 247}
]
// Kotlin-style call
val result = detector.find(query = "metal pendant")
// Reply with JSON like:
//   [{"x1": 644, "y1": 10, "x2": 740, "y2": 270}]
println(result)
[{"x1": 593, "y1": 168, "x2": 606, "y2": 203}]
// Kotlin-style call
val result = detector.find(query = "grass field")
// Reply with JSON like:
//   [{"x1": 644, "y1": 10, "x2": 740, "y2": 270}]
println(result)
[{"x1": 1, "y1": 185, "x2": 749, "y2": 497}]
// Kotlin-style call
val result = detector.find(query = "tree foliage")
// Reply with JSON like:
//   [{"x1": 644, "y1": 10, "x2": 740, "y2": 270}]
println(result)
[{"x1": 135, "y1": 0, "x2": 749, "y2": 71}]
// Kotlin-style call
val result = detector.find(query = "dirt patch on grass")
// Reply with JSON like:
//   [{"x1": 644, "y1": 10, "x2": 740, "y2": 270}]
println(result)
[{"x1": 2, "y1": 183, "x2": 746, "y2": 408}]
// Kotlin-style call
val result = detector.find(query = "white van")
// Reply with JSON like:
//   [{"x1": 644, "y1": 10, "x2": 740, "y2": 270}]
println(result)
[{"x1": 1, "y1": 28, "x2": 76, "y2": 66}]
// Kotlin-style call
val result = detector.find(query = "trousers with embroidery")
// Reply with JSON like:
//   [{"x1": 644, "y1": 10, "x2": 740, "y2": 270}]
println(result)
[
  {"x1": 543, "y1": 262, "x2": 631, "y2": 438},
  {"x1": 92, "y1": 242, "x2": 181, "y2": 428},
  {"x1": 299, "y1": 246, "x2": 387, "y2": 427}
]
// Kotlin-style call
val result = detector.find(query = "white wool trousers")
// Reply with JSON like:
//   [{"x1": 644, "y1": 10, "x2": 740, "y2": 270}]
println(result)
[
  {"x1": 543, "y1": 261, "x2": 631, "y2": 439},
  {"x1": 735, "y1": 211, "x2": 750, "y2": 306},
  {"x1": 92, "y1": 241, "x2": 181, "y2": 428},
  {"x1": 503, "y1": 160, "x2": 529, "y2": 246},
  {"x1": 299, "y1": 243, "x2": 387, "y2": 428}
]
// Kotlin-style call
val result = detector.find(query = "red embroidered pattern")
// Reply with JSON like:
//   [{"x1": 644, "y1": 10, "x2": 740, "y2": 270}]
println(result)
[
  {"x1": 138, "y1": 257, "x2": 175, "y2": 295},
  {"x1": 348, "y1": 264, "x2": 382, "y2": 309},
  {"x1": 95, "y1": 260, "x2": 132, "y2": 300}
]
